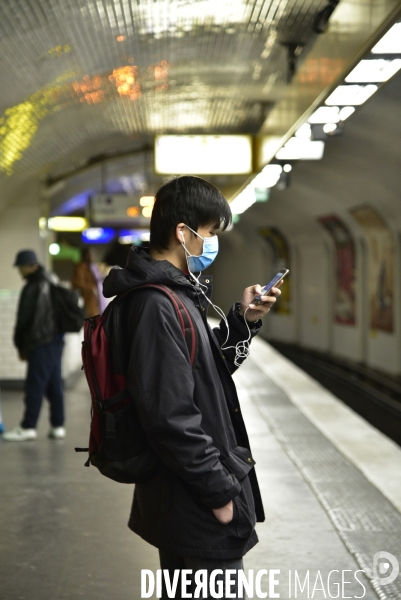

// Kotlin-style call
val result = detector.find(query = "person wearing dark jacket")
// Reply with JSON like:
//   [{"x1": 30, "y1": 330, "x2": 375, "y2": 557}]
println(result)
[
  {"x1": 3, "y1": 250, "x2": 66, "y2": 442},
  {"x1": 102, "y1": 176, "x2": 281, "y2": 599}
]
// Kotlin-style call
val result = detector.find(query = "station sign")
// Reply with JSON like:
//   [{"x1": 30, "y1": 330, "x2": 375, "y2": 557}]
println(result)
[{"x1": 89, "y1": 194, "x2": 150, "y2": 226}]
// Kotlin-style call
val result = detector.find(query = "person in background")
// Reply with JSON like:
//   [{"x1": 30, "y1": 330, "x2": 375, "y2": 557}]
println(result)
[
  {"x1": 71, "y1": 247, "x2": 106, "y2": 317},
  {"x1": 3, "y1": 250, "x2": 66, "y2": 442}
]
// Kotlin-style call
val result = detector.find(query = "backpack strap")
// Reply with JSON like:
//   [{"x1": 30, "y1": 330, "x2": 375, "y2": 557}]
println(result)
[
  {"x1": 118, "y1": 284, "x2": 197, "y2": 368},
  {"x1": 142, "y1": 284, "x2": 197, "y2": 367}
]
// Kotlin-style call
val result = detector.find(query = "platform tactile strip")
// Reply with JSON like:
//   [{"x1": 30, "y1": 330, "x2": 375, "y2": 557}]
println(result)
[{"x1": 236, "y1": 361, "x2": 401, "y2": 600}]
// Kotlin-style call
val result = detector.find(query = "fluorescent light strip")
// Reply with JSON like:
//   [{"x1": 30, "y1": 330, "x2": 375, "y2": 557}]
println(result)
[
  {"x1": 308, "y1": 106, "x2": 340, "y2": 124},
  {"x1": 371, "y1": 23, "x2": 401, "y2": 54},
  {"x1": 155, "y1": 135, "x2": 253, "y2": 174},
  {"x1": 325, "y1": 85, "x2": 378, "y2": 106},
  {"x1": 230, "y1": 165, "x2": 282, "y2": 215},
  {"x1": 345, "y1": 59, "x2": 401, "y2": 83},
  {"x1": 295, "y1": 123, "x2": 312, "y2": 139},
  {"x1": 48, "y1": 216, "x2": 88, "y2": 231},
  {"x1": 323, "y1": 123, "x2": 337, "y2": 133},
  {"x1": 339, "y1": 106, "x2": 355, "y2": 120},
  {"x1": 276, "y1": 139, "x2": 325, "y2": 160}
]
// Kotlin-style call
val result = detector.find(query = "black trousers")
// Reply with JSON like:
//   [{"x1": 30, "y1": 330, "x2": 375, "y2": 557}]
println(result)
[
  {"x1": 21, "y1": 339, "x2": 65, "y2": 429},
  {"x1": 159, "y1": 550, "x2": 245, "y2": 599}
]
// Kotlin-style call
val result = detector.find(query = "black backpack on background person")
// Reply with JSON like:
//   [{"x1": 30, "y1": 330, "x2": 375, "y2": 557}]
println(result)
[{"x1": 50, "y1": 283, "x2": 85, "y2": 333}]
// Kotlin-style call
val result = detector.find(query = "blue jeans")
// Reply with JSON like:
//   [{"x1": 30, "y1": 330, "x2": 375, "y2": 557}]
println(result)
[
  {"x1": 159, "y1": 550, "x2": 245, "y2": 599},
  {"x1": 21, "y1": 338, "x2": 65, "y2": 429}
]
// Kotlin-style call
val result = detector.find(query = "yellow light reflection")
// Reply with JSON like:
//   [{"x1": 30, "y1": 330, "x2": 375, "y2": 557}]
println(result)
[
  {"x1": 109, "y1": 66, "x2": 141, "y2": 100},
  {"x1": 139, "y1": 196, "x2": 155, "y2": 206},
  {"x1": 48, "y1": 44, "x2": 71, "y2": 57},
  {"x1": 127, "y1": 206, "x2": 140, "y2": 217},
  {"x1": 0, "y1": 70, "x2": 76, "y2": 175},
  {"x1": 0, "y1": 102, "x2": 38, "y2": 174},
  {"x1": 72, "y1": 74, "x2": 104, "y2": 105},
  {"x1": 0, "y1": 58, "x2": 169, "y2": 175},
  {"x1": 142, "y1": 206, "x2": 153, "y2": 218},
  {"x1": 48, "y1": 217, "x2": 88, "y2": 232}
]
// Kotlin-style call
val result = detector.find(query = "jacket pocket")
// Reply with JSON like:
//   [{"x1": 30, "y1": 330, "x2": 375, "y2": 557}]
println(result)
[
  {"x1": 222, "y1": 445, "x2": 256, "y2": 481},
  {"x1": 222, "y1": 446, "x2": 257, "y2": 539},
  {"x1": 231, "y1": 475, "x2": 256, "y2": 538}
]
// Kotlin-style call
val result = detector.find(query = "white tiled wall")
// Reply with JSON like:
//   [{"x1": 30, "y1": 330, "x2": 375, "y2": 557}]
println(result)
[
  {"x1": 0, "y1": 290, "x2": 83, "y2": 381},
  {"x1": 0, "y1": 290, "x2": 25, "y2": 379},
  {"x1": 62, "y1": 329, "x2": 84, "y2": 380},
  {"x1": 0, "y1": 189, "x2": 44, "y2": 291}
]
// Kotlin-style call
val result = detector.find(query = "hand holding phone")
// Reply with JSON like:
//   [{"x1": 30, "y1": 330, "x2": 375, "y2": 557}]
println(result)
[{"x1": 252, "y1": 269, "x2": 289, "y2": 306}]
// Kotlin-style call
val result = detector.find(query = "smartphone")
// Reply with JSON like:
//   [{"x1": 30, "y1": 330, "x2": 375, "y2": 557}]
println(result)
[{"x1": 252, "y1": 269, "x2": 289, "y2": 306}]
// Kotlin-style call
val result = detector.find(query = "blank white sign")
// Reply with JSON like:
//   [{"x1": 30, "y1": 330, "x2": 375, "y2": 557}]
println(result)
[{"x1": 155, "y1": 135, "x2": 253, "y2": 175}]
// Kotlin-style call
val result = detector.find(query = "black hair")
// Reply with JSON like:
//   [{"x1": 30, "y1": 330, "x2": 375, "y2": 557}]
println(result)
[{"x1": 150, "y1": 176, "x2": 232, "y2": 252}]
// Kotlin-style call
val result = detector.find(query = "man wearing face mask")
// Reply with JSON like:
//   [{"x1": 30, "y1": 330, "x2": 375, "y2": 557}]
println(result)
[{"x1": 103, "y1": 176, "x2": 281, "y2": 599}]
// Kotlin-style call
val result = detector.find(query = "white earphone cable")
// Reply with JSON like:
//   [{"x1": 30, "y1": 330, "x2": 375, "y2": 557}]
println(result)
[
  {"x1": 181, "y1": 229, "x2": 252, "y2": 366},
  {"x1": 188, "y1": 268, "x2": 252, "y2": 367}
]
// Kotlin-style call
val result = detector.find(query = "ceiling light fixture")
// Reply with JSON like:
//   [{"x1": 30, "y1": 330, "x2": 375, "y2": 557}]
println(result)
[
  {"x1": 323, "y1": 123, "x2": 337, "y2": 133},
  {"x1": 345, "y1": 59, "x2": 401, "y2": 83},
  {"x1": 142, "y1": 206, "x2": 153, "y2": 218},
  {"x1": 140, "y1": 196, "x2": 155, "y2": 206},
  {"x1": 325, "y1": 84, "x2": 378, "y2": 106},
  {"x1": 295, "y1": 123, "x2": 312, "y2": 139},
  {"x1": 371, "y1": 23, "x2": 401, "y2": 54},
  {"x1": 48, "y1": 217, "x2": 88, "y2": 232},
  {"x1": 276, "y1": 139, "x2": 325, "y2": 160},
  {"x1": 339, "y1": 106, "x2": 355, "y2": 120},
  {"x1": 230, "y1": 165, "x2": 282, "y2": 215},
  {"x1": 308, "y1": 106, "x2": 340, "y2": 124},
  {"x1": 49, "y1": 243, "x2": 61, "y2": 256},
  {"x1": 155, "y1": 135, "x2": 253, "y2": 175},
  {"x1": 126, "y1": 206, "x2": 140, "y2": 217}
]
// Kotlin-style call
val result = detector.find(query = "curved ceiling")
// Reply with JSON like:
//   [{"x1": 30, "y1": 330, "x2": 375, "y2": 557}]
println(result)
[
  {"x1": 0, "y1": 0, "x2": 327, "y2": 186},
  {"x1": 234, "y1": 68, "x2": 401, "y2": 240}
]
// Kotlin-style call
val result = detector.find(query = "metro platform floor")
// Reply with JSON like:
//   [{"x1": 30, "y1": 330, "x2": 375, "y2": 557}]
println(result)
[{"x1": 1, "y1": 335, "x2": 401, "y2": 600}]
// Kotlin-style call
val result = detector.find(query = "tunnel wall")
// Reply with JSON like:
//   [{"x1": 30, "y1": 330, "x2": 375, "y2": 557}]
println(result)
[
  {"x1": 0, "y1": 179, "x2": 44, "y2": 290},
  {"x1": 1, "y1": 72, "x2": 400, "y2": 379},
  {"x1": 209, "y1": 72, "x2": 401, "y2": 376},
  {"x1": 0, "y1": 181, "x2": 83, "y2": 384},
  {"x1": 210, "y1": 224, "x2": 401, "y2": 376}
]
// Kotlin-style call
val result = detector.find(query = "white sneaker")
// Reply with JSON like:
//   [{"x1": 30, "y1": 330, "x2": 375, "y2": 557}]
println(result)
[
  {"x1": 2, "y1": 426, "x2": 37, "y2": 442},
  {"x1": 49, "y1": 426, "x2": 66, "y2": 439}
]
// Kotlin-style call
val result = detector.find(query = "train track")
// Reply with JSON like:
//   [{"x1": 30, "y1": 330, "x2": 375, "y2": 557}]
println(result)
[{"x1": 269, "y1": 341, "x2": 401, "y2": 446}]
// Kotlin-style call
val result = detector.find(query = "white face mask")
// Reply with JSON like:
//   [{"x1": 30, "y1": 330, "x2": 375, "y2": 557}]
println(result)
[{"x1": 180, "y1": 224, "x2": 219, "y2": 273}]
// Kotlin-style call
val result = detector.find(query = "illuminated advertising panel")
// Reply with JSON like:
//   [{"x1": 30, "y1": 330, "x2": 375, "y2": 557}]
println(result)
[{"x1": 155, "y1": 135, "x2": 253, "y2": 175}]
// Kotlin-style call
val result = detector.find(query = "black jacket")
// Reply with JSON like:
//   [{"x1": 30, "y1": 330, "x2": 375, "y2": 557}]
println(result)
[
  {"x1": 103, "y1": 246, "x2": 265, "y2": 559},
  {"x1": 14, "y1": 266, "x2": 57, "y2": 355}
]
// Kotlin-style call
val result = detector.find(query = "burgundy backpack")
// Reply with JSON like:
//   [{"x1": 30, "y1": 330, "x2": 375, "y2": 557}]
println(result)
[{"x1": 75, "y1": 284, "x2": 197, "y2": 484}]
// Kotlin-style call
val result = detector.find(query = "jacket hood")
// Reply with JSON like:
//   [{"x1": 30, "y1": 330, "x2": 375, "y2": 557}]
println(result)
[{"x1": 103, "y1": 245, "x2": 192, "y2": 298}]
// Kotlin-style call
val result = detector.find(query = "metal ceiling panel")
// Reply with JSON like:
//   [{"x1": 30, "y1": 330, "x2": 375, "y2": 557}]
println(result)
[
  {"x1": 257, "y1": 0, "x2": 401, "y2": 159},
  {"x1": 0, "y1": 0, "x2": 328, "y2": 181}
]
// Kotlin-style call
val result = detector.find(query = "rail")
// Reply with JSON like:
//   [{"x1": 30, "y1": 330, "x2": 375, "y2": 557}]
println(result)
[{"x1": 270, "y1": 341, "x2": 401, "y2": 446}]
